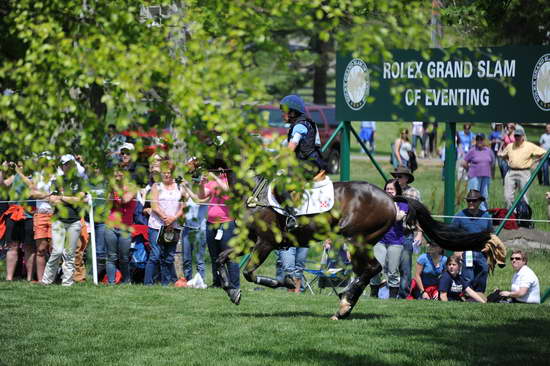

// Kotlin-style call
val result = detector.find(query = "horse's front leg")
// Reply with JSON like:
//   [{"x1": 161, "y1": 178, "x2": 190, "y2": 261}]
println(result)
[
  {"x1": 242, "y1": 242, "x2": 295, "y2": 290},
  {"x1": 331, "y1": 248, "x2": 381, "y2": 320}
]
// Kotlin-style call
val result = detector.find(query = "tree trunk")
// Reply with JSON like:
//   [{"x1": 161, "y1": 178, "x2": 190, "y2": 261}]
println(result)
[{"x1": 311, "y1": 35, "x2": 332, "y2": 105}]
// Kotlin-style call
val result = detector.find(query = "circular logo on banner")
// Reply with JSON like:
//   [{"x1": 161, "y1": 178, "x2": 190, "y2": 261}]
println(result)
[
  {"x1": 343, "y1": 58, "x2": 370, "y2": 111},
  {"x1": 532, "y1": 53, "x2": 550, "y2": 111}
]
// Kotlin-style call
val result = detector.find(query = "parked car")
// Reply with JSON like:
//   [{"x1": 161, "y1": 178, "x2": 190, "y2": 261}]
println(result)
[
  {"x1": 107, "y1": 108, "x2": 171, "y2": 163},
  {"x1": 255, "y1": 104, "x2": 340, "y2": 174}
]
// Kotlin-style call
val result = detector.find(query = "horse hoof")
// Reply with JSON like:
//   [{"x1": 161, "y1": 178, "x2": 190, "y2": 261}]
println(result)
[
  {"x1": 330, "y1": 315, "x2": 340, "y2": 321},
  {"x1": 229, "y1": 289, "x2": 241, "y2": 305}
]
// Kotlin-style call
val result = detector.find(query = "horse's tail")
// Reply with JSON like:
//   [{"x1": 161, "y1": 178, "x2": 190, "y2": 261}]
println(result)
[{"x1": 396, "y1": 196, "x2": 491, "y2": 251}]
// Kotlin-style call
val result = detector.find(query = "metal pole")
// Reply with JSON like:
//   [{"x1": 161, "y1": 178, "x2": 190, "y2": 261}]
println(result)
[
  {"x1": 320, "y1": 122, "x2": 344, "y2": 153},
  {"x1": 443, "y1": 123, "x2": 457, "y2": 223},
  {"x1": 87, "y1": 194, "x2": 98, "y2": 285},
  {"x1": 350, "y1": 124, "x2": 389, "y2": 182},
  {"x1": 495, "y1": 149, "x2": 550, "y2": 235},
  {"x1": 340, "y1": 121, "x2": 351, "y2": 181}
]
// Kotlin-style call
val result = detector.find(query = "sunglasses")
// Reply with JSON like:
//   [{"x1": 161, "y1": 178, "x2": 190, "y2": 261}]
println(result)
[
  {"x1": 466, "y1": 199, "x2": 479, "y2": 203},
  {"x1": 120, "y1": 151, "x2": 131, "y2": 156},
  {"x1": 510, "y1": 256, "x2": 523, "y2": 261},
  {"x1": 395, "y1": 174, "x2": 406, "y2": 178}
]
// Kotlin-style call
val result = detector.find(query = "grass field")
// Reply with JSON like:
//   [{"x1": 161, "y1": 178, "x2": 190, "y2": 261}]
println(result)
[{"x1": 1, "y1": 250, "x2": 549, "y2": 366}]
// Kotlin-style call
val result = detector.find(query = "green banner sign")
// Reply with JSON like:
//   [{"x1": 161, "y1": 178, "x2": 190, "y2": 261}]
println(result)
[{"x1": 336, "y1": 46, "x2": 550, "y2": 123}]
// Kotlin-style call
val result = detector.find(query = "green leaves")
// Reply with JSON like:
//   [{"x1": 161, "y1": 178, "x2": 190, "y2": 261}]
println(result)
[{"x1": 0, "y1": 0, "x2": 473, "y2": 254}]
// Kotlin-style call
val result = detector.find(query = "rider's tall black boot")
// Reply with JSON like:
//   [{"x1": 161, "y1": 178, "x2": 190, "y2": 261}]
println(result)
[
  {"x1": 370, "y1": 284, "x2": 380, "y2": 298},
  {"x1": 285, "y1": 207, "x2": 298, "y2": 230}
]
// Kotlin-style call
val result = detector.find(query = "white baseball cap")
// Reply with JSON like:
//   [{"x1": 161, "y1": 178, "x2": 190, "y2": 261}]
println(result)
[
  {"x1": 118, "y1": 142, "x2": 135, "y2": 153},
  {"x1": 60, "y1": 154, "x2": 76, "y2": 165}
]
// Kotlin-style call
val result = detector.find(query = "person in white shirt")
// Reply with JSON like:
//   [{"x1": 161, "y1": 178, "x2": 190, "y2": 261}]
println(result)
[
  {"x1": 411, "y1": 121, "x2": 424, "y2": 158},
  {"x1": 499, "y1": 249, "x2": 540, "y2": 304}
]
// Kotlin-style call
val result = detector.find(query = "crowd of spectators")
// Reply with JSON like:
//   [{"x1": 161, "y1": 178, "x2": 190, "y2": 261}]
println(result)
[
  {"x1": 0, "y1": 122, "x2": 544, "y2": 305},
  {"x1": 0, "y1": 134, "x2": 239, "y2": 291}
]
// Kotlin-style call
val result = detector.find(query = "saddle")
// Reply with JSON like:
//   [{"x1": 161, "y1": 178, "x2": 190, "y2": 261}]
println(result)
[{"x1": 267, "y1": 175, "x2": 334, "y2": 216}]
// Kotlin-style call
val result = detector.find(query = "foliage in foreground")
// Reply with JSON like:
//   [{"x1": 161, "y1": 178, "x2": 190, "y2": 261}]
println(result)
[{"x1": 0, "y1": 0, "x2": 433, "y2": 253}]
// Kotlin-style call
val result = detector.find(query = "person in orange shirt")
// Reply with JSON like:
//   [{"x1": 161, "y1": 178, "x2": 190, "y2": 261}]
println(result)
[{"x1": 0, "y1": 162, "x2": 36, "y2": 282}]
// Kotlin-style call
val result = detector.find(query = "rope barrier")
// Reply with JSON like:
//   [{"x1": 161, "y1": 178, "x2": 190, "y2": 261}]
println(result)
[
  {"x1": 432, "y1": 214, "x2": 550, "y2": 224},
  {"x1": 0, "y1": 197, "x2": 229, "y2": 207},
  {"x1": 2, "y1": 198, "x2": 550, "y2": 223}
]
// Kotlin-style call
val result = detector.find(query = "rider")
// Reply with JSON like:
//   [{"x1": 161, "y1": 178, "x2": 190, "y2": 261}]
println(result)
[{"x1": 280, "y1": 94, "x2": 327, "y2": 229}]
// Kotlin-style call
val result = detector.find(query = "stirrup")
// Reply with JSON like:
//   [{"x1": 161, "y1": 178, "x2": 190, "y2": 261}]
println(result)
[{"x1": 286, "y1": 215, "x2": 297, "y2": 230}]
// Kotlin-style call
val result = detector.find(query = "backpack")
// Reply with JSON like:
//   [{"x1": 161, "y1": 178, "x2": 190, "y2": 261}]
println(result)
[
  {"x1": 130, "y1": 240, "x2": 148, "y2": 269},
  {"x1": 488, "y1": 208, "x2": 519, "y2": 230},
  {"x1": 515, "y1": 199, "x2": 533, "y2": 229}
]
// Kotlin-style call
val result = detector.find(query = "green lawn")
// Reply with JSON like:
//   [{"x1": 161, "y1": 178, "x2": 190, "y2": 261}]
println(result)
[{"x1": 1, "y1": 251, "x2": 549, "y2": 366}]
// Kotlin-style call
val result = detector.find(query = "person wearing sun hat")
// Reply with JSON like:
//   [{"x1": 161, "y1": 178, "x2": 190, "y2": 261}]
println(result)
[
  {"x1": 390, "y1": 166, "x2": 423, "y2": 298},
  {"x1": 390, "y1": 166, "x2": 420, "y2": 201},
  {"x1": 451, "y1": 189, "x2": 492, "y2": 294}
]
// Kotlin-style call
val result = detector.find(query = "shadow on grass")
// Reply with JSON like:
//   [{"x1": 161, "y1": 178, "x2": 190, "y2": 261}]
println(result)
[
  {"x1": 380, "y1": 317, "x2": 550, "y2": 365},
  {"x1": 239, "y1": 313, "x2": 550, "y2": 365},
  {"x1": 241, "y1": 349, "x2": 390, "y2": 366},
  {"x1": 229, "y1": 310, "x2": 391, "y2": 321}
]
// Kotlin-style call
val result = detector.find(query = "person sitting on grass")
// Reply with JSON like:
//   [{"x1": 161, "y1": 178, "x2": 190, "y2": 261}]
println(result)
[
  {"x1": 451, "y1": 189, "x2": 492, "y2": 295},
  {"x1": 488, "y1": 249, "x2": 540, "y2": 304},
  {"x1": 439, "y1": 255, "x2": 486, "y2": 303},
  {"x1": 407, "y1": 242, "x2": 447, "y2": 300}
]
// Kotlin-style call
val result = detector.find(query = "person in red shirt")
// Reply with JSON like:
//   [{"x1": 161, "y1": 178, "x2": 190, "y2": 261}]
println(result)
[{"x1": 105, "y1": 167, "x2": 137, "y2": 284}]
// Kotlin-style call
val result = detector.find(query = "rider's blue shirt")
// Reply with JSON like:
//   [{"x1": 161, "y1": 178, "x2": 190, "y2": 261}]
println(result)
[{"x1": 290, "y1": 123, "x2": 321, "y2": 145}]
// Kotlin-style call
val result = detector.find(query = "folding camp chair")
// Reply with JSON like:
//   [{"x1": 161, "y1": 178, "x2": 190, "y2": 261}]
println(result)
[{"x1": 303, "y1": 247, "x2": 351, "y2": 295}]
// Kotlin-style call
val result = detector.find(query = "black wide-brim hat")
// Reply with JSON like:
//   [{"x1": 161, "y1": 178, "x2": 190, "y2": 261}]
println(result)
[
  {"x1": 465, "y1": 189, "x2": 485, "y2": 202},
  {"x1": 390, "y1": 166, "x2": 414, "y2": 184}
]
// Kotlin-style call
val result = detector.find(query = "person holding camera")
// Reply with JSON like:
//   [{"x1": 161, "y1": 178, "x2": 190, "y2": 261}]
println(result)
[
  {"x1": 143, "y1": 160, "x2": 184, "y2": 286},
  {"x1": 41, "y1": 155, "x2": 86, "y2": 286}
]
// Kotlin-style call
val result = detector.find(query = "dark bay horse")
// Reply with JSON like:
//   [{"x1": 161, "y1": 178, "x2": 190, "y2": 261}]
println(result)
[{"x1": 217, "y1": 180, "x2": 491, "y2": 320}]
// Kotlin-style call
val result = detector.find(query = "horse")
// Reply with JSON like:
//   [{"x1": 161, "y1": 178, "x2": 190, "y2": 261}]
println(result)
[{"x1": 216, "y1": 180, "x2": 491, "y2": 320}]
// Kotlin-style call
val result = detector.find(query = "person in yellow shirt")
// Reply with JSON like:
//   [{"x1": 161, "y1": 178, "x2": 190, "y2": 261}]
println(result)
[{"x1": 498, "y1": 126, "x2": 546, "y2": 208}]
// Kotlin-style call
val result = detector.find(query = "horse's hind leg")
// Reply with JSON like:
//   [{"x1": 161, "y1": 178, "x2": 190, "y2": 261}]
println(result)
[
  {"x1": 243, "y1": 242, "x2": 295, "y2": 290},
  {"x1": 331, "y1": 248, "x2": 381, "y2": 320}
]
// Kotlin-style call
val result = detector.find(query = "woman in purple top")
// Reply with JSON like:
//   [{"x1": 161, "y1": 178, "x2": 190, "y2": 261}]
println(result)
[
  {"x1": 463, "y1": 133, "x2": 494, "y2": 210},
  {"x1": 369, "y1": 179, "x2": 408, "y2": 299}
]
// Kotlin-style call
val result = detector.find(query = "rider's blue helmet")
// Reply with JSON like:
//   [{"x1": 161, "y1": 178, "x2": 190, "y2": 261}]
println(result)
[{"x1": 280, "y1": 95, "x2": 306, "y2": 115}]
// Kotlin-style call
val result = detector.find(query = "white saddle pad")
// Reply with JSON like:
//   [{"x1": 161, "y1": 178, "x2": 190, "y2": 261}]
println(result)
[{"x1": 267, "y1": 177, "x2": 334, "y2": 216}]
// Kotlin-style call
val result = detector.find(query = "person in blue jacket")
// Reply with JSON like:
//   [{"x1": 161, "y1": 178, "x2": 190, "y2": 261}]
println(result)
[{"x1": 451, "y1": 189, "x2": 492, "y2": 293}]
